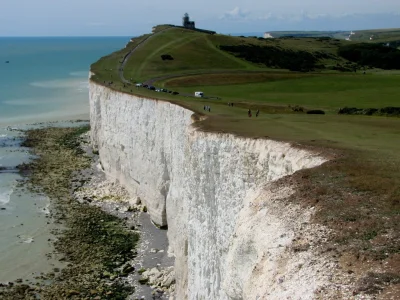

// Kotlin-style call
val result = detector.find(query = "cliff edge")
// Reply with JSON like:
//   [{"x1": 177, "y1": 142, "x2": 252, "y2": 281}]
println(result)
[{"x1": 89, "y1": 80, "x2": 362, "y2": 299}]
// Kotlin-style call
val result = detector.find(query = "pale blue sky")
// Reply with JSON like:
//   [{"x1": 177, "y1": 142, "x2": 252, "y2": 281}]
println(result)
[{"x1": 1, "y1": 0, "x2": 399, "y2": 36}]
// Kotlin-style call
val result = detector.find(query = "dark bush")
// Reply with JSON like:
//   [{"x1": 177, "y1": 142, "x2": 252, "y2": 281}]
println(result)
[
  {"x1": 380, "y1": 107, "x2": 400, "y2": 115},
  {"x1": 307, "y1": 110, "x2": 325, "y2": 114},
  {"x1": 364, "y1": 108, "x2": 379, "y2": 115},
  {"x1": 338, "y1": 43, "x2": 400, "y2": 69},
  {"x1": 338, "y1": 106, "x2": 400, "y2": 116},
  {"x1": 161, "y1": 54, "x2": 174, "y2": 60},
  {"x1": 338, "y1": 107, "x2": 361, "y2": 114},
  {"x1": 218, "y1": 44, "x2": 326, "y2": 72}
]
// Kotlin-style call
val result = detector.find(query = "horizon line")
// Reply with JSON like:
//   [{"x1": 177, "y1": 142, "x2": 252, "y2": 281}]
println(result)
[
  {"x1": 0, "y1": 35, "x2": 135, "y2": 38},
  {"x1": 1, "y1": 26, "x2": 400, "y2": 38}
]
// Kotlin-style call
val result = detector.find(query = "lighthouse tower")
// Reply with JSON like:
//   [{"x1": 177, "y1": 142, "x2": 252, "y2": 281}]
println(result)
[{"x1": 182, "y1": 13, "x2": 195, "y2": 29}]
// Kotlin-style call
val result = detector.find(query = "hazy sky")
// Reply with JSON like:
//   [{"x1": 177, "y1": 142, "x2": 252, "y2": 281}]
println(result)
[{"x1": 1, "y1": 0, "x2": 400, "y2": 36}]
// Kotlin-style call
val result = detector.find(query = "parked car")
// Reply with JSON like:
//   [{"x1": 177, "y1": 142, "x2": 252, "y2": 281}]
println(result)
[
  {"x1": 148, "y1": 86, "x2": 156, "y2": 90},
  {"x1": 143, "y1": 84, "x2": 148, "y2": 88},
  {"x1": 161, "y1": 88, "x2": 168, "y2": 93},
  {"x1": 136, "y1": 83, "x2": 143, "y2": 87},
  {"x1": 194, "y1": 91, "x2": 204, "y2": 97},
  {"x1": 172, "y1": 91, "x2": 179, "y2": 95},
  {"x1": 155, "y1": 89, "x2": 161, "y2": 92}
]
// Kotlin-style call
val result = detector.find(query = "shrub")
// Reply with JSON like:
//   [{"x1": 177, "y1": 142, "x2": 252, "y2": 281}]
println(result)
[
  {"x1": 307, "y1": 110, "x2": 325, "y2": 114},
  {"x1": 218, "y1": 44, "x2": 327, "y2": 72},
  {"x1": 338, "y1": 43, "x2": 400, "y2": 69},
  {"x1": 338, "y1": 106, "x2": 400, "y2": 116},
  {"x1": 161, "y1": 54, "x2": 174, "y2": 60}
]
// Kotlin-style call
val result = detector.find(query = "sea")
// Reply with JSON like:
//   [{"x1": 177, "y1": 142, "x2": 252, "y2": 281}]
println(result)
[{"x1": 0, "y1": 36, "x2": 129, "y2": 282}]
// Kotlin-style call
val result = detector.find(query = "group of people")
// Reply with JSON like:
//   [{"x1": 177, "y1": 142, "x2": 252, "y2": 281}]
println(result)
[
  {"x1": 204, "y1": 105, "x2": 211, "y2": 112},
  {"x1": 226, "y1": 102, "x2": 260, "y2": 117},
  {"x1": 247, "y1": 109, "x2": 260, "y2": 118}
]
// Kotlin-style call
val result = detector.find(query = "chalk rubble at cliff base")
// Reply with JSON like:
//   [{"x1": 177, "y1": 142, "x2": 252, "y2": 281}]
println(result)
[
  {"x1": 74, "y1": 172, "x2": 177, "y2": 298},
  {"x1": 73, "y1": 134, "x2": 176, "y2": 298},
  {"x1": 89, "y1": 81, "x2": 377, "y2": 299}
]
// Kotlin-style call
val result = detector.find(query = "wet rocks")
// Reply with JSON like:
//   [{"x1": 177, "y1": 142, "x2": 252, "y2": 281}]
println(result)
[
  {"x1": 121, "y1": 263, "x2": 135, "y2": 276},
  {"x1": 140, "y1": 266, "x2": 175, "y2": 293}
]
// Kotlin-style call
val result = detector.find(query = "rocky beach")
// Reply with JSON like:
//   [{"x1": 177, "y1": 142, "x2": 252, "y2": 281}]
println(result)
[{"x1": 0, "y1": 125, "x2": 174, "y2": 299}]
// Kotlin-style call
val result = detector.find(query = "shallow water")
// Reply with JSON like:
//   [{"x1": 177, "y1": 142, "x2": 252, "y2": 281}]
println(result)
[
  {"x1": 0, "y1": 36, "x2": 130, "y2": 282},
  {"x1": 0, "y1": 125, "x2": 60, "y2": 282}
]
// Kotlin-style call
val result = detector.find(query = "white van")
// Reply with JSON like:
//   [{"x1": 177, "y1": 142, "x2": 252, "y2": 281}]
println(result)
[{"x1": 194, "y1": 91, "x2": 204, "y2": 97}]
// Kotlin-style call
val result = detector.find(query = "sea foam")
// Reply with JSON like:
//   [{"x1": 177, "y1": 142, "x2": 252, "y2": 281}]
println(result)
[
  {"x1": 0, "y1": 189, "x2": 13, "y2": 205},
  {"x1": 2, "y1": 98, "x2": 53, "y2": 106},
  {"x1": 69, "y1": 71, "x2": 88, "y2": 77},
  {"x1": 30, "y1": 78, "x2": 88, "y2": 89}
]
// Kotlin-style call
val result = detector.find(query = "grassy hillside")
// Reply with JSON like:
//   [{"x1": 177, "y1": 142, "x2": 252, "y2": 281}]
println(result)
[
  {"x1": 266, "y1": 28, "x2": 400, "y2": 42},
  {"x1": 91, "y1": 25, "x2": 400, "y2": 297},
  {"x1": 350, "y1": 28, "x2": 400, "y2": 42},
  {"x1": 90, "y1": 25, "x2": 400, "y2": 157},
  {"x1": 90, "y1": 25, "x2": 400, "y2": 151}
]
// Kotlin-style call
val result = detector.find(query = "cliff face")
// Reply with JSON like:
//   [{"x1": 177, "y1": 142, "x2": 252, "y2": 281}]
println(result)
[{"x1": 89, "y1": 81, "x2": 328, "y2": 299}]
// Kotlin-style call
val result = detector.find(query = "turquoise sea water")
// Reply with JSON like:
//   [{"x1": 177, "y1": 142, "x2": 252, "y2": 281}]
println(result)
[
  {"x1": 0, "y1": 37, "x2": 129, "y2": 124},
  {"x1": 0, "y1": 37, "x2": 129, "y2": 282}
]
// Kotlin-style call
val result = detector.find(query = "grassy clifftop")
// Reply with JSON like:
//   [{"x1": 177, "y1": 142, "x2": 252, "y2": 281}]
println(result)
[
  {"x1": 90, "y1": 25, "x2": 400, "y2": 150},
  {"x1": 91, "y1": 25, "x2": 400, "y2": 297}
]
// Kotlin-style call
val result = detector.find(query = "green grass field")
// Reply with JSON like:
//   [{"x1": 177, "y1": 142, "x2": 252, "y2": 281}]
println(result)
[
  {"x1": 91, "y1": 25, "x2": 400, "y2": 283},
  {"x1": 170, "y1": 73, "x2": 400, "y2": 110}
]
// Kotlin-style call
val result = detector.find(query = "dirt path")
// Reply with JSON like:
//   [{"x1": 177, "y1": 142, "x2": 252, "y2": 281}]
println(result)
[{"x1": 119, "y1": 28, "x2": 172, "y2": 84}]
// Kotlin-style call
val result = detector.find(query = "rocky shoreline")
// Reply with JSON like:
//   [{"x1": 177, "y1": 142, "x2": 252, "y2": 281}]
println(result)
[
  {"x1": 73, "y1": 131, "x2": 175, "y2": 300},
  {"x1": 0, "y1": 125, "x2": 174, "y2": 299}
]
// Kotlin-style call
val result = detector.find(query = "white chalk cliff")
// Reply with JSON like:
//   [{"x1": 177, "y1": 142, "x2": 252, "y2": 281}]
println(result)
[{"x1": 90, "y1": 81, "x2": 332, "y2": 299}]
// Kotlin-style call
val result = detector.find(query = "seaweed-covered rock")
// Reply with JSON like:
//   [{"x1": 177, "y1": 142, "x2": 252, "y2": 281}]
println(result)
[{"x1": 1, "y1": 126, "x2": 139, "y2": 300}]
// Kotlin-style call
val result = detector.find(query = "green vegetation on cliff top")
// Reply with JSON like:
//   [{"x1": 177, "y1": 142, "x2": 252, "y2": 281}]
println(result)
[
  {"x1": 90, "y1": 25, "x2": 400, "y2": 154},
  {"x1": 91, "y1": 26, "x2": 400, "y2": 291}
]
